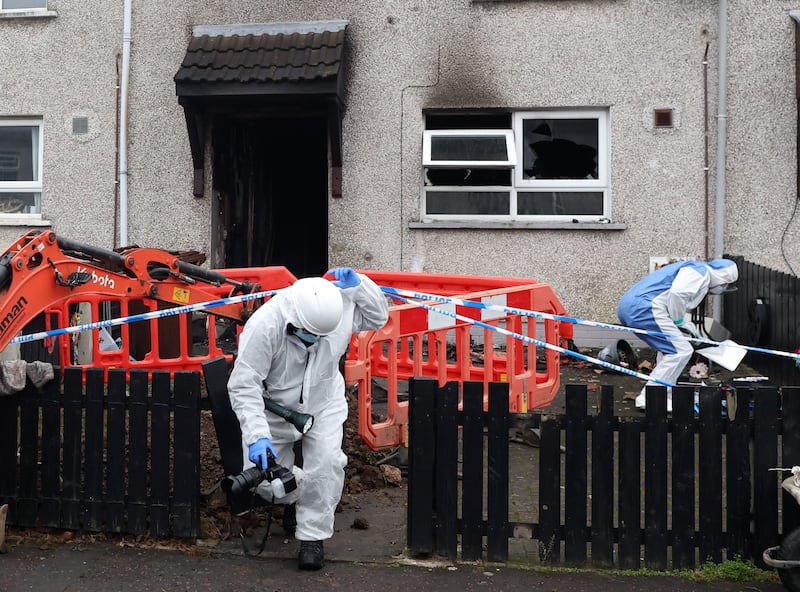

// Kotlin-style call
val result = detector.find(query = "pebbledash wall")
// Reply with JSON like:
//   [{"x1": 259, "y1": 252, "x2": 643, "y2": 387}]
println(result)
[{"x1": 1, "y1": 0, "x2": 797, "y2": 324}]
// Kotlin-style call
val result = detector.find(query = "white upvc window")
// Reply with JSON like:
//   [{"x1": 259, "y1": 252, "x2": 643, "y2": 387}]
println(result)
[
  {"x1": 423, "y1": 129, "x2": 517, "y2": 168},
  {"x1": 422, "y1": 109, "x2": 610, "y2": 222},
  {"x1": 0, "y1": 119, "x2": 43, "y2": 216},
  {"x1": 0, "y1": 0, "x2": 47, "y2": 9}
]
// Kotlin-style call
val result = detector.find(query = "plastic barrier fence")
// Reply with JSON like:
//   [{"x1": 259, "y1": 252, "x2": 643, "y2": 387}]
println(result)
[
  {"x1": 34, "y1": 267, "x2": 296, "y2": 376},
  {"x1": 344, "y1": 271, "x2": 572, "y2": 450},
  {"x1": 20, "y1": 268, "x2": 571, "y2": 451}
]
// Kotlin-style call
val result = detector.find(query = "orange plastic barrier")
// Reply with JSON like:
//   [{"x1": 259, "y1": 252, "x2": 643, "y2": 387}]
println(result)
[
  {"x1": 344, "y1": 271, "x2": 573, "y2": 451},
  {"x1": 38, "y1": 267, "x2": 297, "y2": 377},
  {"x1": 30, "y1": 267, "x2": 572, "y2": 453}
]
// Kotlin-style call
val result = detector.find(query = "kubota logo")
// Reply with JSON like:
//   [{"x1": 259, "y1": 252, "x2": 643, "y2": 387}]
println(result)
[
  {"x1": 0, "y1": 295, "x2": 28, "y2": 338},
  {"x1": 76, "y1": 266, "x2": 116, "y2": 289}
]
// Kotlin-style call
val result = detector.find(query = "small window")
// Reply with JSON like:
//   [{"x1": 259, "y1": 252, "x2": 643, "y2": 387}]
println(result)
[
  {"x1": 1, "y1": 0, "x2": 47, "y2": 9},
  {"x1": 423, "y1": 129, "x2": 516, "y2": 168},
  {"x1": 421, "y1": 109, "x2": 610, "y2": 222},
  {"x1": 0, "y1": 119, "x2": 43, "y2": 215}
]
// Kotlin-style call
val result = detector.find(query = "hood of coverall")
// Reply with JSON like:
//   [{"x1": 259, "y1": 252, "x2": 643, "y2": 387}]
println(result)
[
  {"x1": 706, "y1": 259, "x2": 738, "y2": 290},
  {"x1": 284, "y1": 277, "x2": 344, "y2": 336}
]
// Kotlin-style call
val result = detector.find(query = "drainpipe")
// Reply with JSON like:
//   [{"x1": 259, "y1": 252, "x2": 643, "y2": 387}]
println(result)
[
  {"x1": 713, "y1": 0, "x2": 728, "y2": 321},
  {"x1": 118, "y1": 0, "x2": 132, "y2": 246}
]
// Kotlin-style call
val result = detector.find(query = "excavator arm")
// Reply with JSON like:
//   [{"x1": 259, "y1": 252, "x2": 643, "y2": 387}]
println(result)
[{"x1": 0, "y1": 230, "x2": 261, "y2": 352}]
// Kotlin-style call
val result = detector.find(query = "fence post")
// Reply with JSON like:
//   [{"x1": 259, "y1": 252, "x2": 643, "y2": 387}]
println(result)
[
  {"x1": 407, "y1": 377, "x2": 436, "y2": 556},
  {"x1": 782, "y1": 387, "x2": 800, "y2": 538},
  {"x1": 644, "y1": 385, "x2": 668, "y2": 570}
]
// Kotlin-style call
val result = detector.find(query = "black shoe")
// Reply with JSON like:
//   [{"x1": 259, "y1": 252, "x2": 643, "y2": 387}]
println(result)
[
  {"x1": 298, "y1": 540, "x2": 324, "y2": 570},
  {"x1": 282, "y1": 503, "x2": 297, "y2": 535}
]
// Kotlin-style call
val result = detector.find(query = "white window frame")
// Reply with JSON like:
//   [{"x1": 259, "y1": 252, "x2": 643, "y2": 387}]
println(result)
[
  {"x1": 421, "y1": 109, "x2": 611, "y2": 223},
  {"x1": 0, "y1": 0, "x2": 47, "y2": 11},
  {"x1": 423, "y1": 129, "x2": 517, "y2": 168},
  {"x1": 0, "y1": 118, "x2": 44, "y2": 219}
]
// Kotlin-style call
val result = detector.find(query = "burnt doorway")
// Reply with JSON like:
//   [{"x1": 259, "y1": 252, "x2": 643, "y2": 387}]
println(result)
[{"x1": 213, "y1": 116, "x2": 329, "y2": 278}]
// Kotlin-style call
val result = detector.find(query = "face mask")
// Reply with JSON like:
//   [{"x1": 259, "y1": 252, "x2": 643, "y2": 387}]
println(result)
[{"x1": 294, "y1": 328, "x2": 320, "y2": 345}]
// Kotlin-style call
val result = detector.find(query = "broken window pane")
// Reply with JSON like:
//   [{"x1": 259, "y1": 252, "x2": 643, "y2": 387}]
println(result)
[{"x1": 522, "y1": 118, "x2": 598, "y2": 180}]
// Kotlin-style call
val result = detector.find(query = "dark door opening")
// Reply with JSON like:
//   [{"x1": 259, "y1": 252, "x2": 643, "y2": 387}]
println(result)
[{"x1": 212, "y1": 116, "x2": 329, "y2": 278}]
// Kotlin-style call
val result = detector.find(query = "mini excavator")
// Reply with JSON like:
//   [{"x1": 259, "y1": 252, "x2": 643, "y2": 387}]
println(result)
[{"x1": 0, "y1": 229, "x2": 261, "y2": 352}]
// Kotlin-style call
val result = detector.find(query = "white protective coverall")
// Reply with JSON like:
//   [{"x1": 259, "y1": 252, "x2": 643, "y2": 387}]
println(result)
[
  {"x1": 227, "y1": 273, "x2": 389, "y2": 541},
  {"x1": 617, "y1": 259, "x2": 738, "y2": 410}
]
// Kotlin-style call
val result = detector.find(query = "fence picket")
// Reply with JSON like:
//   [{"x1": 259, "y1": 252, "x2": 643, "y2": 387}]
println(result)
[
  {"x1": 83, "y1": 368, "x2": 105, "y2": 531},
  {"x1": 565, "y1": 384, "x2": 588, "y2": 563},
  {"x1": 538, "y1": 416, "x2": 561, "y2": 563},
  {"x1": 105, "y1": 369, "x2": 126, "y2": 532},
  {"x1": 698, "y1": 387, "x2": 723, "y2": 563},
  {"x1": 17, "y1": 382, "x2": 39, "y2": 527},
  {"x1": 460, "y1": 381, "x2": 484, "y2": 561},
  {"x1": 753, "y1": 387, "x2": 780, "y2": 567},
  {"x1": 40, "y1": 374, "x2": 61, "y2": 527},
  {"x1": 782, "y1": 387, "x2": 800, "y2": 538},
  {"x1": 435, "y1": 381, "x2": 459, "y2": 558},
  {"x1": 726, "y1": 387, "x2": 753, "y2": 561},
  {"x1": 590, "y1": 385, "x2": 614, "y2": 565},
  {"x1": 407, "y1": 377, "x2": 436, "y2": 556},
  {"x1": 618, "y1": 418, "x2": 641, "y2": 569},
  {"x1": 671, "y1": 385, "x2": 695, "y2": 569},
  {"x1": 486, "y1": 381, "x2": 509, "y2": 562},
  {"x1": 61, "y1": 367, "x2": 83, "y2": 530},
  {"x1": 150, "y1": 371, "x2": 171, "y2": 537},
  {"x1": 127, "y1": 369, "x2": 149, "y2": 534},
  {"x1": 172, "y1": 371, "x2": 201, "y2": 537},
  {"x1": 644, "y1": 385, "x2": 668, "y2": 570}
]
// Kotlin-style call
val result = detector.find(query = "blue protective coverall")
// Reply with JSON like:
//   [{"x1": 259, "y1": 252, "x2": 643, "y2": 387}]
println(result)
[
  {"x1": 227, "y1": 273, "x2": 389, "y2": 542},
  {"x1": 617, "y1": 259, "x2": 738, "y2": 410}
]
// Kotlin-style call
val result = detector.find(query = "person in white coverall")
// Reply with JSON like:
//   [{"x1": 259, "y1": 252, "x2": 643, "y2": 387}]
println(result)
[
  {"x1": 617, "y1": 259, "x2": 738, "y2": 412},
  {"x1": 227, "y1": 268, "x2": 389, "y2": 570}
]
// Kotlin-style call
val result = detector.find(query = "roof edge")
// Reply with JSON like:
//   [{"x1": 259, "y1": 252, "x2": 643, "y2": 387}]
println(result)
[{"x1": 192, "y1": 20, "x2": 349, "y2": 37}]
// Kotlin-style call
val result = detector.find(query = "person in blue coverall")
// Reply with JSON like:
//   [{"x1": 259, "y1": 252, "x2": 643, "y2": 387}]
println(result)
[
  {"x1": 617, "y1": 259, "x2": 738, "y2": 412},
  {"x1": 227, "y1": 268, "x2": 389, "y2": 570}
]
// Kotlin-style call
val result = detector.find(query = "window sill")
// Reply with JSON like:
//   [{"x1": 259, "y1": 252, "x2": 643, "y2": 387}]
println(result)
[
  {"x1": 0, "y1": 216, "x2": 51, "y2": 227},
  {"x1": 0, "y1": 9, "x2": 57, "y2": 19},
  {"x1": 409, "y1": 220, "x2": 627, "y2": 230}
]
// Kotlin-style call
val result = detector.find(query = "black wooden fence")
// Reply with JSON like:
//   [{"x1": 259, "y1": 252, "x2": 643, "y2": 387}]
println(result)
[
  {"x1": 725, "y1": 255, "x2": 800, "y2": 385},
  {"x1": 0, "y1": 367, "x2": 201, "y2": 537},
  {"x1": 407, "y1": 378, "x2": 800, "y2": 568}
]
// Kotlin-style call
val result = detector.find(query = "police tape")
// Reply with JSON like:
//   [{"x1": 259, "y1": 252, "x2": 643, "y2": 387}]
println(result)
[
  {"x1": 381, "y1": 288, "x2": 675, "y2": 387},
  {"x1": 379, "y1": 285, "x2": 800, "y2": 363},
  {"x1": 9, "y1": 289, "x2": 277, "y2": 346}
]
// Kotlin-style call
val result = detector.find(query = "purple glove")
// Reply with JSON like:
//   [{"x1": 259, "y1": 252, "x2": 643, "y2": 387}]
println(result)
[
  {"x1": 248, "y1": 437, "x2": 277, "y2": 470},
  {"x1": 328, "y1": 267, "x2": 360, "y2": 289}
]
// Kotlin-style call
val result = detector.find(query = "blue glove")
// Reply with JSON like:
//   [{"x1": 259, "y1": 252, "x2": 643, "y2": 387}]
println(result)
[
  {"x1": 248, "y1": 437, "x2": 277, "y2": 470},
  {"x1": 328, "y1": 267, "x2": 360, "y2": 289}
]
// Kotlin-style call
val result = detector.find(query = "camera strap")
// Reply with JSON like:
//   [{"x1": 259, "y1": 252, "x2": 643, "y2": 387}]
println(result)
[{"x1": 238, "y1": 494, "x2": 274, "y2": 557}]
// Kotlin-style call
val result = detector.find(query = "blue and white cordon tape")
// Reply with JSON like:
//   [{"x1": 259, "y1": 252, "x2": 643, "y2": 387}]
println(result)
[
  {"x1": 380, "y1": 285, "x2": 800, "y2": 386},
  {"x1": 9, "y1": 289, "x2": 277, "y2": 346}
]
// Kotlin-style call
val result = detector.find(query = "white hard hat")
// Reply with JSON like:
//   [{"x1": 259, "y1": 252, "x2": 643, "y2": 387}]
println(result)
[{"x1": 291, "y1": 277, "x2": 343, "y2": 336}]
